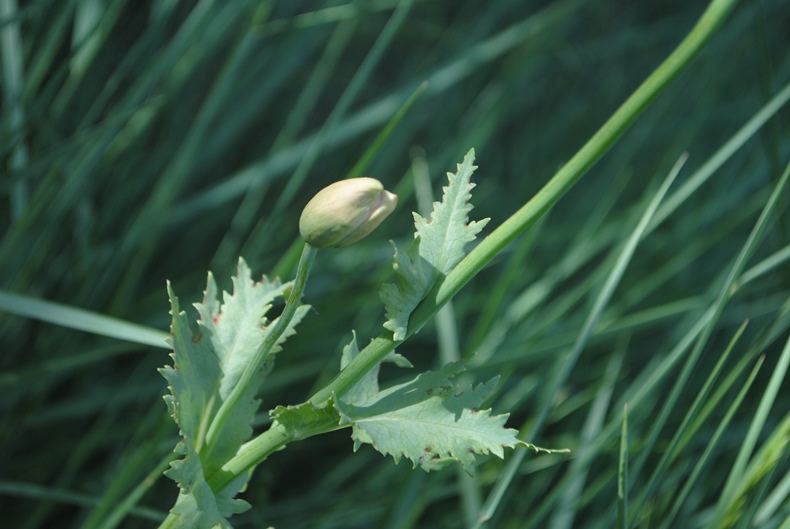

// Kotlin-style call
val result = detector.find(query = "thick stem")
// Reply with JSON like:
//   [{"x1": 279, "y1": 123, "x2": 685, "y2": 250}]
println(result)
[
  {"x1": 157, "y1": 512, "x2": 179, "y2": 529},
  {"x1": 202, "y1": 244, "x2": 317, "y2": 462},
  {"x1": 206, "y1": 415, "x2": 350, "y2": 492},
  {"x1": 206, "y1": 422, "x2": 291, "y2": 492}
]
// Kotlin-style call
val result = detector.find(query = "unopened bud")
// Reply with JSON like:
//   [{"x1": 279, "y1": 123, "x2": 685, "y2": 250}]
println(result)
[{"x1": 299, "y1": 177, "x2": 398, "y2": 248}]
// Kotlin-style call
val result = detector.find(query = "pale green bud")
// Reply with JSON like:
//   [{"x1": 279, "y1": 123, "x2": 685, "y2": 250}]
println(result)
[{"x1": 299, "y1": 177, "x2": 398, "y2": 248}]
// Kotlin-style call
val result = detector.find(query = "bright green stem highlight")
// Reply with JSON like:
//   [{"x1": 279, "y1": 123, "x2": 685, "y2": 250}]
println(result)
[
  {"x1": 205, "y1": 412, "x2": 347, "y2": 492},
  {"x1": 210, "y1": 0, "x2": 739, "y2": 496},
  {"x1": 202, "y1": 244, "x2": 317, "y2": 461}
]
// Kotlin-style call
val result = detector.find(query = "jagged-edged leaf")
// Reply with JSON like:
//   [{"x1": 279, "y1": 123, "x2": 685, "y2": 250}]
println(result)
[
  {"x1": 160, "y1": 286, "x2": 222, "y2": 486},
  {"x1": 195, "y1": 259, "x2": 289, "y2": 400},
  {"x1": 159, "y1": 257, "x2": 309, "y2": 524},
  {"x1": 164, "y1": 441, "x2": 250, "y2": 529},
  {"x1": 191, "y1": 259, "x2": 310, "y2": 469},
  {"x1": 335, "y1": 360, "x2": 523, "y2": 475},
  {"x1": 339, "y1": 331, "x2": 412, "y2": 405},
  {"x1": 381, "y1": 149, "x2": 489, "y2": 340},
  {"x1": 339, "y1": 331, "x2": 380, "y2": 405},
  {"x1": 270, "y1": 332, "x2": 414, "y2": 442}
]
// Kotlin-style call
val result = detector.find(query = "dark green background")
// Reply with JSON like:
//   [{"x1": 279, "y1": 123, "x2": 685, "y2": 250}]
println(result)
[{"x1": 1, "y1": 1, "x2": 789, "y2": 527}]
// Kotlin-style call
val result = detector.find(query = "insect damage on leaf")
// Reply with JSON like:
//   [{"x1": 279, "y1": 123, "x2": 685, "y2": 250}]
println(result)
[{"x1": 380, "y1": 149, "x2": 489, "y2": 341}]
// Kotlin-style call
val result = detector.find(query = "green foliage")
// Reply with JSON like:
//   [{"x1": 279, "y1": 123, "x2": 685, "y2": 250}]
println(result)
[
  {"x1": 271, "y1": 401, "x2": 340, "y2": 441},
  {"x1": 159, "y1": 259, "x2": 308, "y2": 528},
  {"x1": 163, "y1": 442, "x2": 245, "y2": 529},
  {"x1": 381, "y1": 149, "x2": 489, "y2": 340},
  {"x1": 157, "y1": 156, "x2": 514, "y2": 524},
  {"x1": 337, "y1": 361, "x2": 518, "y2": 475},
  {"x1": 257, "y1": 150, "x2": 530, "y2": 510},
  {"x1": 1, "y1": 1, "x2": 789, "y2": 528},
  {"x1": 335, "y1": 333, "x2": 532, "y2": 475},
  {"x1": 272, "y1": 326, "x2": 535, "y2": 480}
]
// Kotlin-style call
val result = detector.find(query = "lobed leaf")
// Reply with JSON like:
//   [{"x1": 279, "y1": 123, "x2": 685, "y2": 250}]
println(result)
[
  {"x1": 271, "y1": 331, "x2": 414, "y2": 443},
  {"x1": 159, "y1": 258, "x2": 308, "y2": 526},
  {"x1": 335, "y1": 359, "x2": 524, "y2": 476},
  {"x1": 381, "y1": 149, "x2": 489, "y2": 340},
  {"x1": 164, "y1": 441, "x2": 250, "y2": 529},
  {"x1": 339, "y1": 330, "x2": 412, "y2": 404},
  {"x1": 192, "y1": 259, "x2": 310, "y2": 470}
]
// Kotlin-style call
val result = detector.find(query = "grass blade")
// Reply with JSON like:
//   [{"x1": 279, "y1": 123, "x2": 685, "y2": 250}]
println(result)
[
  {"x1": 473, "y1": 153, "x2": 684, "y2": 528},
  {"x1": 708, "y1": 318, "x2": 790, "y2": 526},
  {"x1": 617, "y1": 405, "x2": 629, "y2": 529},
  {"x1": 0, "y1": 290, "x2": 168, "y2": 348}
]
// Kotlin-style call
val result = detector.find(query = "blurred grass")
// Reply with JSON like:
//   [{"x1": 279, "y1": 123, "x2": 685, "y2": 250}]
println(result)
[{"x1": 1, "y1": 1, "x2": 789, "y2": 528}]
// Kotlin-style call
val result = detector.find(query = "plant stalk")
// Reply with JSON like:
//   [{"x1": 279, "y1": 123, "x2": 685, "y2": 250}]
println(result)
[
  {"x1": 202, "y1": 243, "x2": 317, "y2": 462},
  {"x1": 210, "y1": 0, "x2": 740, "y2": 495},
  {"x1": 309, "y1": 0, "x2": 741, "y2": 407},
  {"x1": 205, "y1": 422, "x2": 291, "y2": 493}
]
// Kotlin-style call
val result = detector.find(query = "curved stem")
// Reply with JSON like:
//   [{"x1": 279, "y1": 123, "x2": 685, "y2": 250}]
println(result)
[
  {"x1": 210, "y1": 0, "x2": 740, "y2": 496},
  {"x1": 202, "y1": 244, "x2": 317, "y2": 462},
  {"x1": 308, "y1": 0, "x2": 740, "y2": 406}
]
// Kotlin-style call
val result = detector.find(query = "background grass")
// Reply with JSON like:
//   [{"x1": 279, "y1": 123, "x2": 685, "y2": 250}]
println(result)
[{"x1": 1, "y1": 0, "x2": 789, "y2": 528}]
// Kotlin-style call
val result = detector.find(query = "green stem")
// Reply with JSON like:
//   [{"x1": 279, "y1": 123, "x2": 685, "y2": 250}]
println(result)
[
  {"x1": 202, "y1": 243, "x2": 317, "y2": 462},
  {"x1": 308, "y1": 0, "x2": 739, "y2": 406},
  {"x1": 206, "y1": 422, "x2": 290, "y2": 492},
  {"x1": 206, "y1": 407, "x2": 347, "y2": 491},
  {"x1": 159, "y1": 425, "x2": 296, "y2": 527},
  {"x1": 209, "y1": 0, "x2": 739, "y2": 496},
  {"x1": 158, "y1": 512, "x2": 178, "y2": 529}
]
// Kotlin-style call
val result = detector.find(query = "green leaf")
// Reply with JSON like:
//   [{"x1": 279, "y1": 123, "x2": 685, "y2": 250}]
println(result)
[
  {"x1": 380, "y1": 149, "x2": 489, "y2": 340},
  {"x1": 193, "y1": 259, "x2": 310, "y2": 470},
  {"x1": 339, "y1": 331, "x2": 381, "y2": 405},
  {"x1": 159, "y1": 258, "x2": 308, "y2": 527},
  {"x1": 164, "y1": 442, "x2": 249, "y2": 529},
  {"x1": 270, "y1": 331, "x2": 414, "y2": 443},
  {"x1": 270, "y1": 402, "x2": 342, "y2": 441},
  {"x1": 159, "y1": 285, "x2": 248, "y2": 528},
  {"x1": 339, "y1": 331, "x2": 412, "y2": 405},
  {"x1": 335, "y1": 360, "x2": 523, "y2": 476}
]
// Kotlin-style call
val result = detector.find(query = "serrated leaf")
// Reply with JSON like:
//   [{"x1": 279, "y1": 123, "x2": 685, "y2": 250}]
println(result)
[
  {"x1": 339, "y1": 331, "x2": 412, "y2": 405},
  {"x1": 381, "y1": 149, "x2": 489, "y2": 340},
  {"x1": 335, "y1": 360, "x2": 522, "y2": 475},
  {"x1": 160, "y1": 286, "x2": 221, "y2": 483},
  {"x1": 191, "y1": 259, "x2": 310, "y2": 470},
  {"x1": 159, "y1": 257, "x2": 309, "y2": 524},
  {"x1": 339, "y1": 331, "x2": 380, "y2": 405},
  {"x1": 163, "y1": 441, "x2": 249, "y2": 529},
  {"x1": 195, "y1": 259, "x2": 289, "y2": 400}
]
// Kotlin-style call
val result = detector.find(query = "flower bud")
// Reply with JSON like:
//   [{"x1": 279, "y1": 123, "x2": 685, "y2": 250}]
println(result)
[{"x1": 299, "y1": 177, "x2": 398, "y2": 248}]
